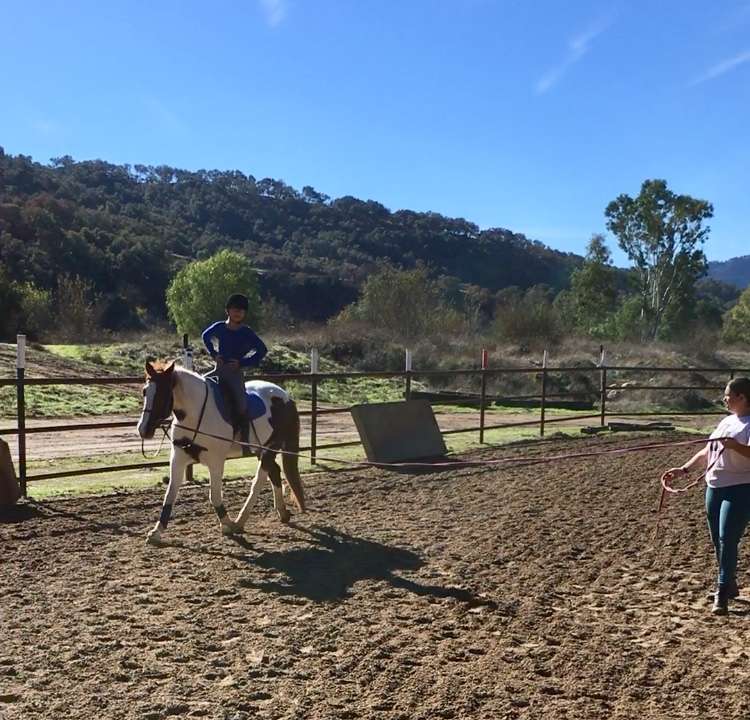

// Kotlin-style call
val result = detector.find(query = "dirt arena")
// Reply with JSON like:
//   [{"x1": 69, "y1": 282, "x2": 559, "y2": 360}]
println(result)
[{"x1": 2, "y1": 434, "x2": 750, "y2": 720}]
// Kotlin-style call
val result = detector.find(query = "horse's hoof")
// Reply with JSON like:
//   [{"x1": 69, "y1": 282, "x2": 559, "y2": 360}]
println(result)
[
  {"x1": 221, "y1": 521, "x2": 241, "y2": 536},
  {"x1": 146, "y1": 531, "x2": 163, "y2": 546},
  {"x1": 278, "y1": 509, "x2": 291, "y2": 524}
]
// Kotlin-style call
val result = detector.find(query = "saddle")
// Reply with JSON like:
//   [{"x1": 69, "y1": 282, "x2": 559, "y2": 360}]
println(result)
[{"x1": 205, "y1": 376, "x2": 267, "y2": 430}]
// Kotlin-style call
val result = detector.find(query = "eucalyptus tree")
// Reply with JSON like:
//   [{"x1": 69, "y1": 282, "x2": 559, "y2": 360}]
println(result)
[{"x1": 605, "y1": 179, "x2": 712, "y2": 340}]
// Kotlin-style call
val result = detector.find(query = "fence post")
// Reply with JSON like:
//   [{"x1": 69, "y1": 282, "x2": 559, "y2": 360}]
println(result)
[
  {"x1": 182, "y1": 333, "x2": 194, "y2": 371},
  {"x1": 182, "y1": 334, "x2": 194, "y2": 483},
  {"x1": 16, "y1": 335, "x2": 27, "y2": 497},
  {"x1": 310, "y1": 348, "x2": 319, "y2": 465},
  {"x1": 599, "y1": 345, "x2": 607, "y2": 428},
  {"x1": 479, "y1": 349, "x2": 488, "y2": 444},
  {"x1": 404, "y1": 349, "x2": 412, "y2": 401},
  {"x1": 540, "y1": 349, "x2": 548, "y2": 437}
]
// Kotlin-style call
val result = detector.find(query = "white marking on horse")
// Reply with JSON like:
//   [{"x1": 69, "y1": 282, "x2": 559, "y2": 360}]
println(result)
[{"x1": 141, "y1": 364, "x2": 305, "y2": 546}]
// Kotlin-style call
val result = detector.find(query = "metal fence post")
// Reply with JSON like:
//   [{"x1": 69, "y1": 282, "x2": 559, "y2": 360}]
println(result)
[
  {"x1": 599, "y1": 346, "x2": 607, "y2": 428},
  {"x1": 182, "y1": 334, "x2": 194, "y2": 483},
  {"x1": 540, "y1": 349, "x2": 548, "y2": 437},
  {"x1": 404, "y1": 349, "x2": 412, "y2": 401},
  {"x1": 479, "y1": 349, "x2": 488, "y2": 444},
  {"x1": 310, "y1": 349, "x2": 319, "y2": 465},
  {"x1": 182, "y1": 333, "x2": 194, "y2": 371},
  {"x1": 16, "y1": 335, "x2": 27, "y2": 497}
]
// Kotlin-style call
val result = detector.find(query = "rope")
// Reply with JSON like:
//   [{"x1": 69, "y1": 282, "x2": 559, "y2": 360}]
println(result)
[
  {"x1": 168, "y1": 421, "x2": 715, "y2": 470},
  {"x1": 653, "y1": 443, "x2": 726, "y2": 540}
]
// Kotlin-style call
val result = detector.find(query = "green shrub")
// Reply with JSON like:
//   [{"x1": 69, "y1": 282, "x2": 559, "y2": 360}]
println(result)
[{"x1": 166, "y1": 250, "x2": 261, "y2": 337}]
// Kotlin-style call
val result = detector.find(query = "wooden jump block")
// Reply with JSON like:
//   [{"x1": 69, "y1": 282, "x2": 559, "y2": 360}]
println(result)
[
  {"x1": 0, "y1": 437, "x2": 20, "y2": 507},
  {"x1": 350, "y1": 400, "x2": 447, "y2": 463}
]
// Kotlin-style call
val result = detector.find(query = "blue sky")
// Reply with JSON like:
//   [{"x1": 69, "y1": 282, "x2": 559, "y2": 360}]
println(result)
[{"x1": 1, "y1": 0, "x2": 749, "y2": 264}]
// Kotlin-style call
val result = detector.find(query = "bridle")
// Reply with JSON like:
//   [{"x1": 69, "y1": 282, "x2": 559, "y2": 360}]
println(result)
[
  {"x1": 140, "y1": 373, "x2": 176, "y2": 458},
  {"x1": 140, "y1": 370, "x2": 210, "y2": 461}
]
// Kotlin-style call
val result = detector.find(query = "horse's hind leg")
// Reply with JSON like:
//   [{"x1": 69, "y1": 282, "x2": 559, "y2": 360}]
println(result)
[
  {"x1": 262, "y1": 451, "x2": 290, "y2": 524},
  {"x1": 207, "y1": 457, "x2": 240, "y2": 536},
  {"x1": 147, "y1": 449, "x2": 189, "y2": 545},
  {"x1": 235, "y1": 463, "x2": 266, "y2": 531}
]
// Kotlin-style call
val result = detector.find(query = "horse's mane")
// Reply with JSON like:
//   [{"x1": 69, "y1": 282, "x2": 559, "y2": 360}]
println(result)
[
  {"x1": 146, "y1": 360, "x2": 203, "y2": 380},
  {"x1": 150, "y1": 359, "x2": 171, "y2": 372},
  {"x1": 174, "y1": 365, "x2": 204, "y2": 380}
]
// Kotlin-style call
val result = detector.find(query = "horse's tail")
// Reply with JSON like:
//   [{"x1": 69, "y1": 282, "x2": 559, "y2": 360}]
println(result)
[{"x1": 282, "y1": 400, "x2": 306, "y2": 512}]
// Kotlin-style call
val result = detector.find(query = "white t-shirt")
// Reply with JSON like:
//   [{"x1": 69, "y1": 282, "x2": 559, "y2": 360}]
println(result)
[{"x1": 706, "y1": 414, "x2": 750, "y2": 488}]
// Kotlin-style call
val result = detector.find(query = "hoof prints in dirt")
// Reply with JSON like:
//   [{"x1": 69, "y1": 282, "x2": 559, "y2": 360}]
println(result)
[{"x1": 2, "y1": 434, "x2": 750, "y2": 719}]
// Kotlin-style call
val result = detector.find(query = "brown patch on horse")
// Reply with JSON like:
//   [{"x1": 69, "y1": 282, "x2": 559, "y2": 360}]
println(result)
[{"x1": 145, "y1": 359, "x2": 176, "y2": 379}]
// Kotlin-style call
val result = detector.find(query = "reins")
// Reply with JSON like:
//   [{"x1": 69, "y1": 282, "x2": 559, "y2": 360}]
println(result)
[{"x1": 141, "y1": 381, "x2": 209, "y2": 461}]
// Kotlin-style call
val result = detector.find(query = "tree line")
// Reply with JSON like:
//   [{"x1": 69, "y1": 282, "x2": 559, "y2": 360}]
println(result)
[
  {"x1": 0, "y1": 148, "x2": 579, "y2": 339},
  {"x1": 0, "y1": 148, "x2": 744, "y2": 345}
]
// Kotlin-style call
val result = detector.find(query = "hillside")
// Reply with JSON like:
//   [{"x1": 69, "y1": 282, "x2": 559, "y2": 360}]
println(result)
[
  {"x1": 708, "y1": 255, "x2": 750, "y2": 290},
  {"x1": 0, "y1": 149, "x2": 582, "y2": 326}
]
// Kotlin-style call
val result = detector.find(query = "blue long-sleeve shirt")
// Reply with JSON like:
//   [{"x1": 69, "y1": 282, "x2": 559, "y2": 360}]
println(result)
[{"x1": 201, "y1": 322, "x2": 268, "y2": 368}]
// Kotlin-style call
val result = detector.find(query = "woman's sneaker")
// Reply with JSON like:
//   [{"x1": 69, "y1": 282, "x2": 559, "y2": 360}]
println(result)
[
  {"x1": 712, "y1": 587, "x2": 729, "y2": 615},
  {"x1": 707, "y1": 577, "x2": 739, "y2": 602}
]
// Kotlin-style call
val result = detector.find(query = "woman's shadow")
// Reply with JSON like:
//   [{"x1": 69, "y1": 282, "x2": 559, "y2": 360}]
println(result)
[{"x1": 233, "y1": 524, "x2": 504, "y2": 611}]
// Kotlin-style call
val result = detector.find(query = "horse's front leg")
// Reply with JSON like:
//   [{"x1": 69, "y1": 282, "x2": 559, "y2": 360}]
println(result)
[
  {"x1": 207, "y1": 457, "x2": 240, "y2": 536},
  {"x1": 147, "y1": 448, "x2": 189, "y2": 545},
  {"x1": 235, "y1": 462, "x2": 266, "y2": 531}
]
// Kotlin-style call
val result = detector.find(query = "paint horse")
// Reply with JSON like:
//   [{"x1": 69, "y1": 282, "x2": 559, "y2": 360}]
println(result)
[{"x1": 137, "y1": 360, "x2": 306, "y2": 545}]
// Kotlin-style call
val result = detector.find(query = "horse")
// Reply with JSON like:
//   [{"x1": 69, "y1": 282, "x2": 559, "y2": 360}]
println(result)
[{"x1": 137, "y1": 360, "x2": 306, "y2": 545}]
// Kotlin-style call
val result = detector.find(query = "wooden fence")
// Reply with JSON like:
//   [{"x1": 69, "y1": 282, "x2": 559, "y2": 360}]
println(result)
[{"x1": 1, "y1": 336, "x2": 748, "y2": 496}]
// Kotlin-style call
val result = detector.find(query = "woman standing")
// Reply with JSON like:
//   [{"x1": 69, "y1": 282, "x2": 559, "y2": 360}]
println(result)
[{"x1": 662, "y1": 377, "x2": 750, "y2": 615}]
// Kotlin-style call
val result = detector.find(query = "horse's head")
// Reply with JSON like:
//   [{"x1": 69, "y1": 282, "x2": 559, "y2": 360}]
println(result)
[{"x1": 137, "y1": 360, "x2": 176, "y2": 439}]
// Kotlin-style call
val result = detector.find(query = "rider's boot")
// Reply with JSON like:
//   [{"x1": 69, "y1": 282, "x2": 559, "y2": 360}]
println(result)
[{"x1": 239, "y1": 416, "x2": 253, "y2": 457}]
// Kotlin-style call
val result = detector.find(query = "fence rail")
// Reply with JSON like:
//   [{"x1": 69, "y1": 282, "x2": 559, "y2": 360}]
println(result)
[{"x1": 2, "y1": 336, "x2": 748, "y2": 496}]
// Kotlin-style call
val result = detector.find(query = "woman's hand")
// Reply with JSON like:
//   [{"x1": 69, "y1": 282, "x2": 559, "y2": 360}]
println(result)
[
  {"x1": 718, "y1": 437, "x2": 742, "y2": 452},
  {"x1": 226, "y1": 359, "x2": 240, "y2": 370},
  {"x1": 661, "y1": 467, "x2": 687, "y2": 487},
  {"x1": 215, "y1": 355, "x2": 225, "y2": 367}
]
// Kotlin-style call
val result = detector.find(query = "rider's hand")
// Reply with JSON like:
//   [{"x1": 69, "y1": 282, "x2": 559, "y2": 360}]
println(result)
[
  {"x1": 718, "y1": 437, "x2": 741, "y2": 452},
  {"x1": 661, "y1": 467, "x2": 687, "y2": 487},
  {"x1": 215, "y1": 355, "x2": 225, "y2": 367},
  {"x1": 226, "y1": 359, "x2": 240, "y2": 370}
]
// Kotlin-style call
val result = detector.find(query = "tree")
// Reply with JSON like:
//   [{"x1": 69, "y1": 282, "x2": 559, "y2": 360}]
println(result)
[
  {"x1": 605, "y1": 179, "x2": 712, "y2": 340},
  {"x1": 166, "y1": 250, "x2": 261, "y2": 337},
  {"x1": 722, "y1": 286, "x2": 750, "y2": 345},
  {"x1": 493, "y1": 284, "x2": 563, "y2": 346},
  {"x1": 568, "y1": 234, "x2": 619, "y2": 334},
  {"x1": 337, "y1": 264, "x2": 444, "y2": 342},
  {"x1": 0, "y1": 267, "x2": 23, "y2": 341}
]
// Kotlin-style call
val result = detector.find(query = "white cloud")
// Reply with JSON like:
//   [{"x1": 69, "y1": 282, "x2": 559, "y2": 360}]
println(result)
[
  {"x1": 259, "y1": 0, "x2": 287, "y2": 28},
  {"x1": 535, "y1": 17, "x2": 613, "y2": 95},
  {"x1": 691, "y1": 49, "x2": 750, "y2": 85}
]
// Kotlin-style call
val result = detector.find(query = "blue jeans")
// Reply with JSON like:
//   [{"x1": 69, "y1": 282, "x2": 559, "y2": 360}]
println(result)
[
  {"x1": 205, "y1": 364, "x2": 247, "y2": 420},
  {"x1": 705, "y1": 483, "x2": 750, "y2": 586}
]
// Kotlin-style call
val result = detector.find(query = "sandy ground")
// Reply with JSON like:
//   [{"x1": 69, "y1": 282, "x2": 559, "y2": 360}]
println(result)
[{"x1": 2, "y1": 433, "x2": 749, "y2": 720}]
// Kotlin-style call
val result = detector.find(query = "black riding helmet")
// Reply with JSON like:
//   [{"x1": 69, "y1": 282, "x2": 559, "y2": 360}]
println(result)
[{"x1": 225, "y1": 293, "x2": 249, "y2": 311}]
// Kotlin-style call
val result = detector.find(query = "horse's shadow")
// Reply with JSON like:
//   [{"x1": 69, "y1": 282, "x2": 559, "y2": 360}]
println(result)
[
  {"x1": 233, "y1": 524, "x2": 501, "y2": 610},
  {"x1": 0, "y1": 501, "x2": 45, "y2": 525}
]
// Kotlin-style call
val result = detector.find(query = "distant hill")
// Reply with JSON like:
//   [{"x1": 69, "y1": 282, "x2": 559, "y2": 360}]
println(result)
[
  {"x1": 708, "y1": 256, "x2": 750, "y2": 290},
  {"x1": 0, "y1": 149, "x2": 582, "y2": 325}
]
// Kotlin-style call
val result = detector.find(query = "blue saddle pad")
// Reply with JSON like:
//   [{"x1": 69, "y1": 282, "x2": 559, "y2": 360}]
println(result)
[
  {"x1": 207, "y1": 378, "x2": 267, "y2": 424},
  {"x1": 245, "y1": 391, "x2": 267, "y2": 421}
]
